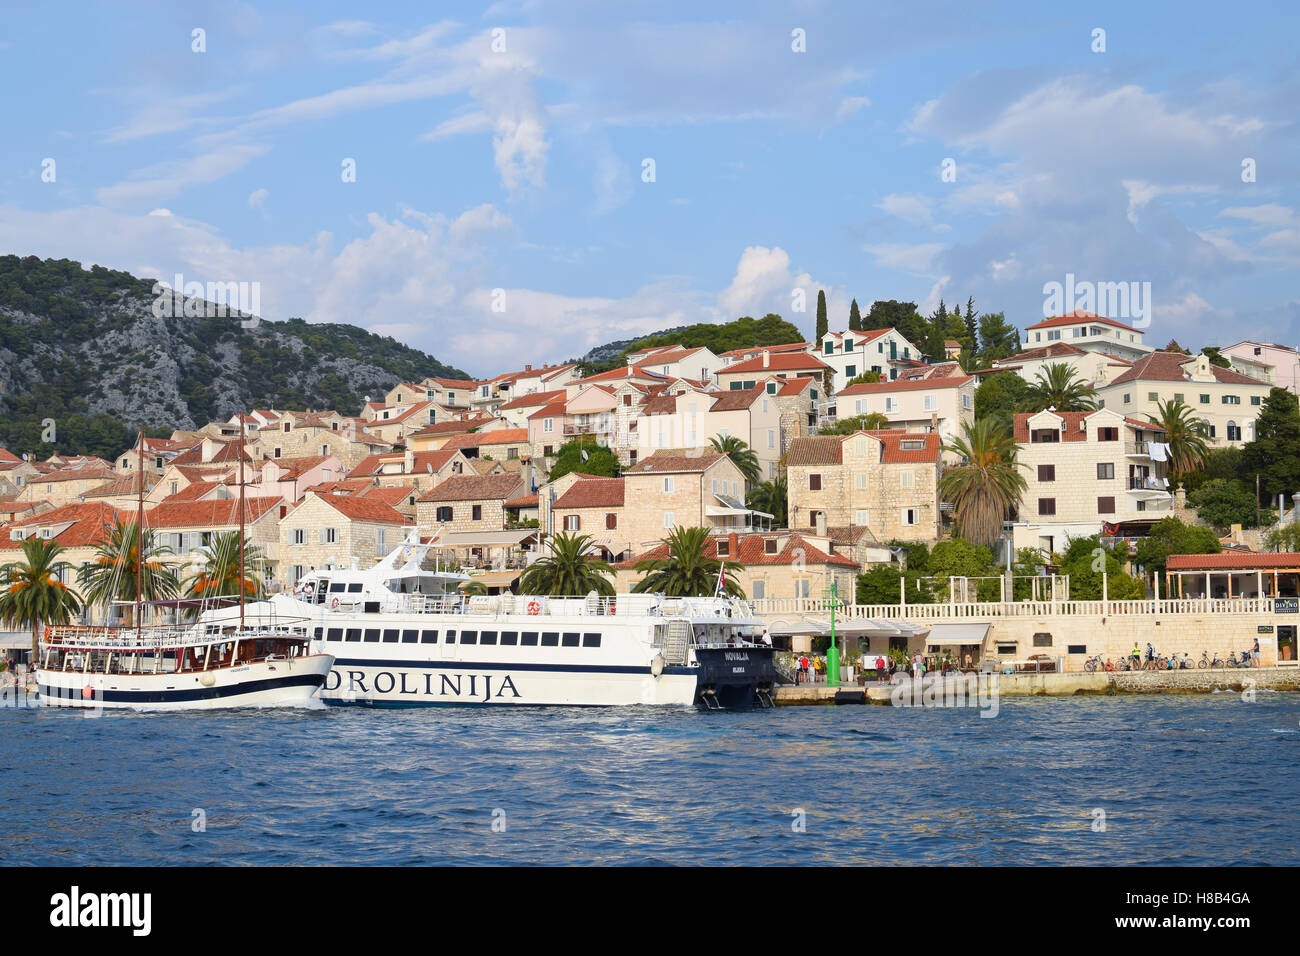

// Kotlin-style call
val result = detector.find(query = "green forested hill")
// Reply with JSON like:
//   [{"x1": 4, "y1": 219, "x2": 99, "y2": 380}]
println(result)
[
  {"x1": 0, "y1": 256, "x2": 468, "y2": 460},
  {"x1": 579, "y1": 313, "x2": 804, "y2": 374}
]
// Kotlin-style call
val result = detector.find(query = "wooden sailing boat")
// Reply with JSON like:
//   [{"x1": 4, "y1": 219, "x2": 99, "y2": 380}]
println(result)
[{"x1": 34, "y1": 422, "x2": 334, "y2": 709}]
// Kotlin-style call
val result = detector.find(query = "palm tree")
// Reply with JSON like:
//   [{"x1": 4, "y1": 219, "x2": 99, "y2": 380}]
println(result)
[
  {"x1": 0, "y1": 538, "x2": 84, "y2": 659},
  {"x1": 1024, "y1": 362, "x2": 1097, "y2": 412},
  {"x1": 184, "y1": 531, "x2": 268, "y2": 601},
  {"x1": 1147, "y1": 398, "x2": 1211, "y2": 477},
  {"x1": 746, "y1": 472, "x2": 788, "y2": 526},
  {"x1": 77, "y1": 519, "x2": 180, "y2": 625},
  {"x1": 938, "y1": 419, "x2": 1028, "y2": 550},
  {"x1": 709, "y1": 435, "x2": 762, "y2": 487},
  {"x1": 632, "y1": 526, "x2": 746, "y2": 598},
  {"x1": 517, "y1": 532, "x2": 615, "y2": 596}
]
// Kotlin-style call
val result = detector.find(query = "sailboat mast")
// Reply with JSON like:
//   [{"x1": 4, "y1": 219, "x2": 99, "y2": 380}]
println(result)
[
  {"x1": 239, "y1": 411, "x2": 246, "y2": 628},
  {"x1": 136, "y1": 429, "x2": 144, "y2": 640}
]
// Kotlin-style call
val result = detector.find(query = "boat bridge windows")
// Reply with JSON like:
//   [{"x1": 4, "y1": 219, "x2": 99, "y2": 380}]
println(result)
[{"x1": 317, "y1": 627, "x2": 602, "y2": 649}]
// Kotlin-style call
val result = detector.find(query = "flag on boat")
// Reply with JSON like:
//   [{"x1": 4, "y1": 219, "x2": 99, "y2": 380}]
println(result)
[{"x1": 715, "y1": 560, "x2": 726, "y2": 597}]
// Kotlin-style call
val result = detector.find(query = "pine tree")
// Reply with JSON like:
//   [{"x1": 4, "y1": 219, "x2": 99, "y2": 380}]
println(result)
[
  {"x1": 925, "y1": 300, "x2": 949, "y2": 362},
  {"x1": 848, "y1": 298, "x2": 861, "y2": 332},
  {"x1": 964, "y1": 296, "x2": 978, "y2": 353},
  {"x1": 815, "y1": 289, "x2": 828, "y2": 341}
]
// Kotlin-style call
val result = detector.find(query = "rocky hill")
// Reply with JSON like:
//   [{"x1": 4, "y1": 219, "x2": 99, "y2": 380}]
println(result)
[{"x1": 0, "y1": 256, "x2": 469, "y2": 460}]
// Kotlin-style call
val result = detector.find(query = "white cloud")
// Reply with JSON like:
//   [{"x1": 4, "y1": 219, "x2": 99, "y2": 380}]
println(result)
[
  {"x1": 864, "y1": 242, "x2": 944, "y2": 274},
  {"x1": 96, "y1": 145, "x2": 271, "y2": 207},
  {"x1": 248, "y1": 188, "x2": 268, "y2": 209}
]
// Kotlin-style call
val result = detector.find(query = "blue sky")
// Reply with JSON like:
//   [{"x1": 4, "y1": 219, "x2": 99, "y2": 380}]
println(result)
[{"x1": 1, "y1": 0, "x2": 1298, "y2": 376}]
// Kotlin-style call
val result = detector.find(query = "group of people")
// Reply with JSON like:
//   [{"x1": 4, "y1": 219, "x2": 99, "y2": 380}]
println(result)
[{"x1": 792, "y1": 654, "x2": 827, "y2": 683}]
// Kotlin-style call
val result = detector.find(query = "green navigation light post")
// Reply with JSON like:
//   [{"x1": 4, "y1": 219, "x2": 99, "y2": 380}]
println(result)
[{"x1": 826, "y1": 578, "x2": 841, "y2": 687}]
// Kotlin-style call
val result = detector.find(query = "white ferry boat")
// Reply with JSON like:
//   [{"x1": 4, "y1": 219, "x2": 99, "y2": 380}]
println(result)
[
  {"x1": 199, "y1": 534, "x2": 777, "y2": 708},
  {"x1": 36, "y1": 618, "x2": 334, "y2": 710}
]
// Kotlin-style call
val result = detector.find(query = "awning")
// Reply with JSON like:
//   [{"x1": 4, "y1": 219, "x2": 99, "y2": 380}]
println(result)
[
  {"x1": 434, "y1": 530, "x2": 539, "y2": 548},
  {"x1": 764, "y1": 617, "x2": 929, "y2": 639},
  {"x1": 0, "y1": 633, "x2": 32, "y2": 649},
  {"x1": 925, "y1": 622, "x2": 991, "y2": 645}
]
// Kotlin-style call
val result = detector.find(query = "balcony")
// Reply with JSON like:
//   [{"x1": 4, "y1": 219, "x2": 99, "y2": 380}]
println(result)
[
  {"x1": 563, "y1": 422, "x2": 612, "y2": 437},
  {"x1": 1125, "y1": 441, "x2": 1150, "y2": 457}
]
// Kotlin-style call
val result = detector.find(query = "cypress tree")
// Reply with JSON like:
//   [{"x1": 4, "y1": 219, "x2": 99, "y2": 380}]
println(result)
[
  {"x1": 815, "y1": 290, "x2": 828, "y2": 341},
  {"x1": 848, "y1": 298, "x2": 861, "y2": 332}
]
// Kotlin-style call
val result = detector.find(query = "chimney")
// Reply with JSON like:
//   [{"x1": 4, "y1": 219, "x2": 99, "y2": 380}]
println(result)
[
  {"x1": 815, "y1": 511, "x2": 827, "y2": 538},
  {"x1": 762, "y1": 352, "x2": 770, "y2": 368},
  {"x1": 727, "y1": 532, "x2": 739, "y2": 556},
  {"x1": 521, "y1": 459, "x2": 534, "y2": 493},
  {"x1": 404, "y1": 448, "x2": 414, "y2": 473},
  {"x1": 525, "y1": 364, "x2": 532, "y2": 372}
]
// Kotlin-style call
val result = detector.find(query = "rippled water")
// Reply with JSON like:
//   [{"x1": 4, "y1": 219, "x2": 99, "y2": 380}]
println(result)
[{"x1": 1, "y1": 693, "x2": 1296, "y2": 865}]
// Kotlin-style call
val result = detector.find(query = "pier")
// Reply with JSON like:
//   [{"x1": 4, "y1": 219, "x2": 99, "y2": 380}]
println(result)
[{"x1": 772, "y1": 666, "x2": 1300, "y2": 704}]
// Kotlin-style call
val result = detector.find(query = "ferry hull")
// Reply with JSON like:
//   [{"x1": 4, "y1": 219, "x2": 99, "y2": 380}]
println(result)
[
  {"x1": 321, "y1": 659, "x2": 700, "y2": 707},
  {"x1": 36, "y1": 655, "x2": 334, "y2": 711}
]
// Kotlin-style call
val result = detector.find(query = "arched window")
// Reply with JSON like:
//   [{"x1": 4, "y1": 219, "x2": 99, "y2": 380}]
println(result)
[{"x1": 1226, "y1": 420, "x2": 1240, "y2": 442}]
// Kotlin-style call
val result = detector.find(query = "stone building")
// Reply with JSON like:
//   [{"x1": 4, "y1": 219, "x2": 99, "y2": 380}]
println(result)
[
  {"x1": 278, "y1": 492, "x2": 410, "y2": 588},
  {"x1": 785, "y1": 430, "x2": 942, "y2": 543}
]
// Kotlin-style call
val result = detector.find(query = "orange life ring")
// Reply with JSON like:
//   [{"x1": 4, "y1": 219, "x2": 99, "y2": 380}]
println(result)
[
  {"x1": 609, "y1": 601, "x2": 616, "y2": 616},
  {"x1": 81, "y1": 685, "x2": 94, "y2": 700},
  {"x1": 526, "y1": 600, "x2": 541, "y2": 616},
  {"x1": 43, "y1": 626, "x2": 51, "y2": 640},
  {"x1": 331, "y1": 597, "x2": 340, "y2": 610}
]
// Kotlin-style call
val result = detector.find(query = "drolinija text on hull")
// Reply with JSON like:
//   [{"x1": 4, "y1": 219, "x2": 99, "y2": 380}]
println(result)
[{"x1": 197, "y1": 531, "x2": 776, "y2": 708}]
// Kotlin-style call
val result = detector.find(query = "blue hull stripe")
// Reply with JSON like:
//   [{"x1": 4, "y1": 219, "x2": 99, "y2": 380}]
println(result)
[
  {"x1": 39, "y1": 673, "x2": 325, "y2": 704},
  {"x1": 329, "y1": 656, "x2": 695, "y2": 676}
]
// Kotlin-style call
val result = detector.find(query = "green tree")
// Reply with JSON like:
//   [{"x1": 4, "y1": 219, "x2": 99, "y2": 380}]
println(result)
[
  {"x1": 1180, "y1": 446, "x2": 1247, "y2": 496},
  {"x1": 517, "y1": 532, "x2": 615, "y2": 596},
  {"x1": 842, "y1": 371, "x2": 881, "y2": 387},
  {"x1": 963, "y1": 297, "x2": 978, "y2": 353},
  {"x1": 1024, "y1": 362, "x2": 1098, "y2": 412},
  {"x1": 924, "y1": 300, "x2": 949, "y2": 361},
  {"x1": 1200, "y1": 346, "x2": 1231, "y2": 369},
  {"x1": 1133, "y1": 517, "x2": 1221, "y2": 574},
  {"x1": 1264, "y1": 523, "x2": 1300, "y2": 552},
  {"x1": 855, "y1": 563, "x2": 934, "y2": 605},
  {"x1": 548, "y1": 439, "x2": 619, "y2": 482},
  {"x1": 184, "y1": 531, "x2": 268, "y2": 600},
  {"x1": 1058, "y1": 535, "x2": 1145, "y2": 600},
  {"x1": 632, "y1": 526, "x2": 745, "y2": 597},
  {"x1": 76, "y1": 519, "x2": 180, "y2": 625},
  {"x1": 977, "y1": 312, "x2": 1019, "y2": 363},
  {"x1": 938, "y1": 419, "x2": 1028, "y2": 550},
  {"x1": 815, "y1": 289, "x2": 828, "y2": 341},
  {"x1": 974, "y1": 370, "x2": 1032, "y2": 435},
  {"x1": 1241, "y1": 387, "x2": 1300, "y2": 500},
  {"x1": 818, "y1": 412, "x2": 890, "y2": 435},
  {"x1": 1147, "y1": 398, "x2": 1211, "y2": 479},
  {"x1": 848, "y1": 298, "x2": 862, "y2": 332},
  {"x1": 0, "y1": 538, "x2": 84, "y2": 658},
  {"x1": 867, "y1": 299, "x2": 927, "y2": 347},
  {"x1": 708, "y1": 435, "x2": 761, "y2": 487},
  {"x1": 1188, "y1": 479, "x2": 1269, "y2": 529},
  {"x1": 745, "y1": 473, "x2": 788, "y2": 526}
]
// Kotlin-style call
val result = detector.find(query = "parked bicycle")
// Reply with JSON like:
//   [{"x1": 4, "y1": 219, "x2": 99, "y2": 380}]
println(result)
[
  {"x1": 1227, "y1": 649, "x2": 1254, "y2": 668},
  {"x1": 1083, "y1": 653, "x2": 1106, "y2": 673}
]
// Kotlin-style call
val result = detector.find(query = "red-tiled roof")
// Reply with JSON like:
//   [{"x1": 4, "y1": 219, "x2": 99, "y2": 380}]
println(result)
[
  {"x1": 36, "y1": 464, "x2": 118, "y2": 484},
  {"x1": 497, "y1": 389, "x2": 567, "y2": 411},
  {"x1": 362, "y1": 484, "x2": 417, "y2": 507},
  {"x1": 420, "y1": 474, "x2": 523, "y2": 503},
  {"x1": 504, "y1": 493, "x2": 539, "y2": 508},
  {"x1": 147, "y1": 498, "x2": 280, "y2": 528},
  {"x1": 553, "y1": 477, "x2": 625, "y2": 509},
  {"x1": 625, "y1": 452, "x2": 727, "y2": 475},
  {"x1": 312, "y1": 493, "x2": 408, "y2": 525},
  {"x1": 994, "y1": 343, "x2": 1087, "y2": 363},
  {"x1": 837, "y1": 375, "x2": 973, "y2": 396},
  {"x1": 708, "y1": 386, "x2": 764, "y2": 412},
  {"x1": 1105, "y1": 351, "x2": 1266, "y2": 387},
  {"x1": 475, "y1": 428, "x2": 529, "y2": 446},
  {"x1": 1166, "y1": 552, "x2": 1299, "y2": 571},
  {"x1": 0, "y1": 449, "x2": 21, "y2": 464},
  {"x1": 261, "y1": 455, "x2": 331, "y2": 479},
  {"x1": 161, "y1": 481, "x2": 224, "y2": 502},
  {"x1": 721, "y1": 352, "x2": 830, "y2": 375},
  {"x1": 82, "y1": 475, "x2": 156, "y2": 497},
  {"x1": 616, "y1": 532, "x2": 857, "y2": 570},
  {"x1": 1026, "y1": 311, "x2": 1140, "y2": 333},
  {"x1": 0, "y1": 502, "x2": 127, "y2": 550},
  {"x1": 527, "y1": 402, "x2": 568, "y2": 421},
  {"x1": 786, "y1": 431, "x2": 940, "y2": 465},
  {"x1": 1012, "y1": 410, "x2": 1164, "y2": 443}
]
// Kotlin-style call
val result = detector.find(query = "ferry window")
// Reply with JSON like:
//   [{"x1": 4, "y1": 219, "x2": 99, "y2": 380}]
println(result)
[
  {"x1": 326, "y1": 628, "x2": 342, "y2": 642},
  {"x1": 500, "y1": 631, "x2": 518, "y2": 646},
  {"x1": 420, "y1": 630, "x2": 438, "y2": 644},
  {"x1": 363, "y1": 628, "x2": 381, "y2": 643},
  {"x1": 330, "y1": 582, "x2": 345, "y2": 592},
  {"x1": 541, "y1": 632, "x2": 560, "y2": 647},
  {"x1": 445, "y1": 631, "x2": 457, "y2": 644},
  {"x1": 401, "y1": 629, "x2": 419, "y2": 643},
  {"x1": 345, "y1": 628, "x2": 362, "y2": 642},
  {"x1": 562, "y1": 632, "x2": 580, "y2": 647},
  {"x1": 348, "y1": 583, "x2": 363, "y2": 593},
  {"x1": 521, "y1": 632, "x2": 539, "y2": 646},
  {"x1": 461, "y1": 631, "x2": 478, "y2": 645},
  {"x1": 583, "y1": 633, "x2": 601, "y2": 648},
  {"x1": 480, "y1": 631, "x2": 498, "y2": 645},
  {"x1": 382, "y1": 629, "x2": 399, "y2": 643},
  {"x1": 313, "y1": 627, "x2": 323, "y2": 640}
]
